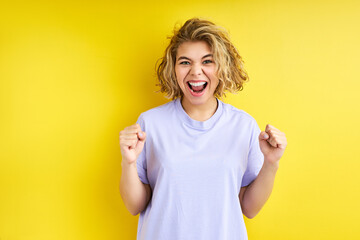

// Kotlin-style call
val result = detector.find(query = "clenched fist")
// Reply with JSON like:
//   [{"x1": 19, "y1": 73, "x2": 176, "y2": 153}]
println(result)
[
  {"x1": 259, "y1": 124, "x2": 287, "y2": 165},
  {"x1": 119, "y1": 123, "x2": 146, "y2": 164}
]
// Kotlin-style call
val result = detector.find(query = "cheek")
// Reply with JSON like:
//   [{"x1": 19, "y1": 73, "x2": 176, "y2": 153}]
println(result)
[
  {"x1": 175, "y1": 68, "x2": 188, "y2": 81},
  {"x1": 175, "y1": 70, "x2": 184, "y2": 87},
  {"x1": 203, "y1": 69, "x2": 219, "y2": 84},
  {"x1": 203, "y1": 67, "x2": 217, "y2": 77}
]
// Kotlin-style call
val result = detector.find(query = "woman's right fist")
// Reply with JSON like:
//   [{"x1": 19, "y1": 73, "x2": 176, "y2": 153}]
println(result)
[{"x1": 119, "y1": 123, "x2": 146, "y2": 164}]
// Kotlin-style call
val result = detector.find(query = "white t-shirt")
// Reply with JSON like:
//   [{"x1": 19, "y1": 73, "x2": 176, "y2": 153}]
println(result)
[{"x1": 135, "y1": 97, "x2": 264, "y2": 240}]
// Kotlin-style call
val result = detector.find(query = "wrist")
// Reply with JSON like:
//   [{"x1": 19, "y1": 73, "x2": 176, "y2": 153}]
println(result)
[
  {"x1": 263, "y1": 159, "x2": 279, "y2": 172},
  {"x1": 121, "y1": 159, "x2": 137, "y2": 168}
]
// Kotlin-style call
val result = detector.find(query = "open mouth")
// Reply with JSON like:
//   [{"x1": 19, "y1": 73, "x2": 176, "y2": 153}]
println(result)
[{"x1": 187, "y1": 81, "x2": 208, "y2": 93}]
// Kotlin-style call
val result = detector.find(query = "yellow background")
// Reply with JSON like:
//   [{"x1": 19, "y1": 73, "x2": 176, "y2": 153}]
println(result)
[{"x1": 1, "y1": 0, "x2": 359, "y2": 239}]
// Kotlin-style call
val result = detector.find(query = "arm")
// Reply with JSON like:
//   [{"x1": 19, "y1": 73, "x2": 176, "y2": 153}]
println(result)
[
  {"x1": 239, "y1": 161, "x2": 278, "y2": 219},
  {"x1": 119, "y1": 123, "x2": 152, "y2": 216},
  {"x1": 239, "y1": 124, "x2": 287, "y2": 219},
  {"x1": 120, "y1": 161, "x2": 152, "y2": 216}
]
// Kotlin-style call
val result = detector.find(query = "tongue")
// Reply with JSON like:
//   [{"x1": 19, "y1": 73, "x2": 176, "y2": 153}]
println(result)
[{"x1": 192, "y1": 84, "x2": 205, "y2": 92}]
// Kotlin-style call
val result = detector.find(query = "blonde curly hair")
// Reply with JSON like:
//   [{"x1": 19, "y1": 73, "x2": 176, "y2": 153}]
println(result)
[{"x1": 155, "y1": 17, "x2": 249, "y2": 100}]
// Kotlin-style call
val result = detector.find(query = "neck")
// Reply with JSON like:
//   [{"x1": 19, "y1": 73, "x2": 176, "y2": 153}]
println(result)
[{"x1": 180, "y1": 96, "x2": 218, "y2": 122}]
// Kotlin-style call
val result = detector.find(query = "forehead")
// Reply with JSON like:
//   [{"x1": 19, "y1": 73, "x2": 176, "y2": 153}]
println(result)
[{"x1": 176, "y1": 41, "x2": 212, "y2": 56}]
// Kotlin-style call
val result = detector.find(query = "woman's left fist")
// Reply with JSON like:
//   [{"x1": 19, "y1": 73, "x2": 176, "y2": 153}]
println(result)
[{"x1": 259, "y1": 124, "x2": 287, "y2": 165}]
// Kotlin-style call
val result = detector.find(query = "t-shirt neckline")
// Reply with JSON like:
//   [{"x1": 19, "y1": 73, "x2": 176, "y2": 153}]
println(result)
[{"x1": 174, "y1": 97, "x2": 223, "y2": 130}]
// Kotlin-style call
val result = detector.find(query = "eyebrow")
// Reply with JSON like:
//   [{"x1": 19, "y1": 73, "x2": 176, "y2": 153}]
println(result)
[{"x1": 177, "y1": 54, "x2": 213, "y2": 62}]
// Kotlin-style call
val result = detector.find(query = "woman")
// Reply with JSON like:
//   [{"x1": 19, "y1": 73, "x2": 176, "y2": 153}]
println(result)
[{"x1": 120, "y1": 17, "x2": 287, "y2": 240}]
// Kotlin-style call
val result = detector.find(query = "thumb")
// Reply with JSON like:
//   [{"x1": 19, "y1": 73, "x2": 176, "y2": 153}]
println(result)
[
  {"x1": 259, "y1": 131, "x2": 270, "y2": 153},
  {"x1": 137, "y1": 131, "x2": 146, "y2": 142},
  {"x1": 135, "y1": 131, "x2": 146, "y2": 154},
  {"x1": 259, "y1": 131, "x2": 269, "y2": 140}
]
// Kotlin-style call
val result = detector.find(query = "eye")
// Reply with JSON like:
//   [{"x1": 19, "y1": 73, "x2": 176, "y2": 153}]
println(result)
[
  {"x1": 179, "y1": 61, "x2": 190, "y2": 65},
  {"x1": 203, "y1": 60, "x2": 213, "y2": 64}
]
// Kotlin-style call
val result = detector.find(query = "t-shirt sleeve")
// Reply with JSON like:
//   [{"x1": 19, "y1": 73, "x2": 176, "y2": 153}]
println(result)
[
  {"x1": 135, "y1": 114, "x2": 150, "y2": 185},
  {"x1": 241, "y1": 118, "x2": 264, "y2": 187}
]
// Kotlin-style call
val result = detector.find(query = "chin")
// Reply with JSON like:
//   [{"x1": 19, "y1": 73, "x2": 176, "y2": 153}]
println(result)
[{"x1": 184, "y1": 94, "x2": 212, "y2": 105}]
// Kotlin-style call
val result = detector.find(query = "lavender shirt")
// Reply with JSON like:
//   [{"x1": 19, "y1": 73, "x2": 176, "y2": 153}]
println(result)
[{"x1": 135, "y1": 98, "x2": 264, "y2": 240}]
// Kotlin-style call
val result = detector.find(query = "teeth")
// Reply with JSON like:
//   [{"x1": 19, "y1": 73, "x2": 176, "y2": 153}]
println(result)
[{"x1": 189, "y1": 82, "x2": 206, "y2": 87}]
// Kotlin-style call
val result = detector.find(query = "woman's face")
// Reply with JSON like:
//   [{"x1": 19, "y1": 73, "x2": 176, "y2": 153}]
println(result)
[{"x1": 174, "y1": 41, "x2": 219, "y2": 106}]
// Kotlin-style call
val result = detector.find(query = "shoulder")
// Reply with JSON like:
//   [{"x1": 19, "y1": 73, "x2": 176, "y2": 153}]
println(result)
[
  {"x1": 137, "y1": 100, "x2": 176, "y2": 123},
  {"x1": 221, "y1": 100, "x2": 257, "y2": 124},
  {"x1": 220, "y1": 101, "x2": 262, "y2": 139}
]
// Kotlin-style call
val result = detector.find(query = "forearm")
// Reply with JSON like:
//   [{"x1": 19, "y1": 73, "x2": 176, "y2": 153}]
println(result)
[
  {"x1": 241, "y1": 159, "x2": 279, "y2": 219},
  {"x1": 120, "y1": 160, "x2": 149, "y2": 216}
]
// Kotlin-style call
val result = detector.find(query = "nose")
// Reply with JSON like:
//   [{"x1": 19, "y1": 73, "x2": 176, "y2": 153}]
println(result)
[{"x1": 190, "y1": 63, "x2": 203, "y2": 76}]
